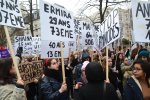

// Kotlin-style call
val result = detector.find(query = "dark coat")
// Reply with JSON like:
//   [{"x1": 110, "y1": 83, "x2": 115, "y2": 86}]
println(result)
[
  {"x1": 74, "y1": 62, "x2": 119, "y2": 100},
  {"x1": 123, "y1": 77, "x2": 144, "y2": 100},
  {"x1": 39, "y1": 68, "x2": 69, "y2": 100},
  {"x1": 75, "y1": 82, "x2": 119, "y2": 100}
]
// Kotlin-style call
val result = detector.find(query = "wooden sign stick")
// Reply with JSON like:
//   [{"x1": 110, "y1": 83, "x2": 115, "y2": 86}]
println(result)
[
  {"x1": 60, "y1": 42, "x2": 66, "y2": 83},
  {"x1": 106, "y1": 47, "x2": 109, "y2": 82},
  {"x1": 4, "y1": 26, "x2": 21, "y2": 79}
]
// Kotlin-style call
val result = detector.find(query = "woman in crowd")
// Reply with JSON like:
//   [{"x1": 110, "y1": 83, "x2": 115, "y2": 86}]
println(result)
[
  {"x1": 74, "y1": 62, "x2": 119, "y2": 100},
  {"x1": 0, "y1": 58, "x2": 27, "y2": 100},
  {"x1": 123, "y1": 60, "x2": 150, "y2": 100},
  {"x1": 39, "y1": 58, "x2": 69, "y2": 100},
  {"x1": 121, "y1": 57, "x2": 132, "y2": 86}
]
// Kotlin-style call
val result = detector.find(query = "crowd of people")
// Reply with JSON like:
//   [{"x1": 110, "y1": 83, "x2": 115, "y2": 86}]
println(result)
[{"x1": 0, "y1": 44, "x2": 150, "y2": 100}]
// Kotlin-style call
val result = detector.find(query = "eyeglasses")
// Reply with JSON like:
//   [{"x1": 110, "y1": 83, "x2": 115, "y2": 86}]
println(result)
[
  {"x1": 132, "y1": 67, "x2": 142, "y2": 72},
  {"x1": 52, "y1": 62, "x2": 58, "y2": 65}
]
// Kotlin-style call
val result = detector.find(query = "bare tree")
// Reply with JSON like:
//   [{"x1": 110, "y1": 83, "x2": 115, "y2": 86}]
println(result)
[{"x1": 77, "y1": 0, "x2": 131, "y2": 23}]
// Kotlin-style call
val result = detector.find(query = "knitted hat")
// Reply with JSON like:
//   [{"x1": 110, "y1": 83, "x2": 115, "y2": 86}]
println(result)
[{"x1": 139, "y1": 50, "x2": 149, "y2": 58}]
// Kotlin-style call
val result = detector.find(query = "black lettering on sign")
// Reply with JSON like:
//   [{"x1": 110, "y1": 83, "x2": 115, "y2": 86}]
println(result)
[
  {"x1": 0, "y1": 0, "x2": 4, "y2": 8},
  {"x1": 83, "y1": 22, "x2": 90, "y2": 30},
  {"x1": 136, "y1": 2, "x2": 150, "y2": 18},
  {"x1": 49, "y1": 42, "x2": 56, "y2": 48},
  {"x1": 50, "y1": 26, "x2": 73, "y2": 38},
  {"x1": 86, "y1": 32, "x2": 92, "y2": 38},
  {"x1": 145, "y1": 19, "x2": 150, "y2": 29},
  {"x1": 44, "y1": 3, "x2": 72, "y2": 19},
  {"x1": 54, "y1": 51, "x2": 61, "y2": 57},
  {"x1": 49, "y1": 16, "x2": 57, "y2": 25},
  {"x1": 58, "y1": 19, "x2": 70, "y2": 28},
  {"x1": 95, "y1": 25, "x2": 99, "y2": 32},
  {"x1": 47, "y1": 51, "x2": 61, "y2": 57},
  {"x1": 18, "y1": 61, "x2": 43, "y2": 84},
  {"x1": 85, "y1": 39, "x2": 94, "y2": 45},
  {"x1": 146, "y1": 30, "x2": 150, "y2": 40},
  {"x1": 1, "y1": 10, "x2": 8, "y2": 23},
  {"x1": 47, "y1": 51, "x2": 53, "y2": 57}
]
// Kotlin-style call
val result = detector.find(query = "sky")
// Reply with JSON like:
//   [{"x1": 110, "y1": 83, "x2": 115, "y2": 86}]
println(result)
[
  {"x1": 20, "y1": 0, "x2": 150, "y2": 16},
  {"x1": 21, "y1": 0, "x2": 91, "y2": 15}
]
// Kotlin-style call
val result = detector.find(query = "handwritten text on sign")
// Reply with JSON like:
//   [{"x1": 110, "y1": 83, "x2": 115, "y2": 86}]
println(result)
[
  {"x1": 41, "y1": 40, "x2": 69, "y2": 58},
  {"x1": 0, "y1": 0, "x2": 25, "y2": 28},
  {"x1": 132, "y1": 1, "x2": 150, "y2": 42},
  {"x1": 81, "y1": 21, "x2": 94, "y2": 47},
  {"x1": 99, "y1": 8, "x2": 120, "y2": 49},
  {"x1": 40, "y1": 1, "x2": 75, "y2": 41},
  {"x1": 18, "y1": 60, "x2": 43, "y2": 84}
]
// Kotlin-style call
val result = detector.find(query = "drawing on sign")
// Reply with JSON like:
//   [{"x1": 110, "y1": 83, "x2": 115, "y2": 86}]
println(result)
[
  {"x1": 18, "y1": 61, "x2": 43, "y2": 84},
  {"x1": 0, "y1": 0, "x2": 24, "y2": 28}
]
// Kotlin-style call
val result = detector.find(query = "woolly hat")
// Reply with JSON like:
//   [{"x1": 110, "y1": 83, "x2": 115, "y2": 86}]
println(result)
[
  {"x1": 81, "y1": 61, "x2": 89, "y2": 70},
  {"x1": 139, "y1": 50, "x2": 149, "y2": 58}
]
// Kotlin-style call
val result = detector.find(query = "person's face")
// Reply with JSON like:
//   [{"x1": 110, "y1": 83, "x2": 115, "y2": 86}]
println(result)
[
  {"x1": 108, "y1": 58, "x2": 112, "y2": 67},
  {"x1": 133, "y1": 64, "x2": 145, "y2": 79},
  {"x1": 50, "y1": 59, "x2": 59, "y2": 70},
  {"x1": 124, "y1": 58, "x2": 129, "y2": 65},
  {"x1": 141, "y1": 56, "x2": 148, "y2": 61},
  {"x1": 119, "y1": 54, "x2": 123, "y2": 59}
]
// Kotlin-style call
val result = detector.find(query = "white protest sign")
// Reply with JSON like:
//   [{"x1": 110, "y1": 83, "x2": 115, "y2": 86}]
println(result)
[
  {"x1": 32, "y1": 37, "x2": 41, "y2": 54},
  {"x1": 94, "y1": 23, "x2": 101, "y2": 49},
  {"x1": 81, "y1": 21, "x2": 94, "y2": 47},
  {"x1": 40, "y1": 0, "x2": 75, "y2": 41},
  {"x1": 41, "y1": 40, "x2": 69, "y2": 58},
  {"x1": 99, "y1": 7, "x2": 120, "y2": 49},
  {"x1": 68, "y1": 41, "x2": 76, "y2": 51},
  {"x1": 0, "y1": 0, "x2": 25, "y2": 28},
  {"x1": 74, "y1": 19, "x2": 83, "y2": 50},
  {"x1": 132, "y1": 1, "x2": 150, "y2": 42},
  {"x1": 14, "y1": 36, "x2": 33, "y2": 55}
]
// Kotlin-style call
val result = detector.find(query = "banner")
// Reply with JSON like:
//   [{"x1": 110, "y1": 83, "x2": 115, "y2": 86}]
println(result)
[
  {"x1": 40, "y1": 0, "x2": 75, "y2": 41},
  {"x1": 132, "y1": 1, "x2": 150, "y2": 42},
  {"x1": 99, "y1": 7, "x2": 120, "y2": 49},
  {"x1": 0, "y1": 0, "x2": 25, "y2": 28},
  {"x1": 41, "y1": 40, "x2": 69, "y2": 58},
  {"x1": 18, "y1": 60, "x2": 43, "y2": 84}
]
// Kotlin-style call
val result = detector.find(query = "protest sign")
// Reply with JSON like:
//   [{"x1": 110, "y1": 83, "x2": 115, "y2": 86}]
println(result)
[
  {"x1": 40, "y1": 0, "x2": 75, "y2": 41},
  {"x1": 0, "y1": 0, "x2": 25, "y2": 28},
  {"x1": 14, "y1": 36, "x2": 33, "y2": 55},
  {"x1": 14, "y1": 36, "x2": 41, "y2": 55},
  {"x1": 99, "y1": 7, "x2": 120, "y2": 49},
  {"x1": 132, "y1": 1, "x2": 150, "y2": 42},
  {"x1": 81, "y1": 21, "x2": 94, "y2": 47},
  {"x1": 41, "y1": 40, "x2": 69, "y2": 58},
  {"x1": 18, "y1": 60, "x2": 43, "y2": 84}
]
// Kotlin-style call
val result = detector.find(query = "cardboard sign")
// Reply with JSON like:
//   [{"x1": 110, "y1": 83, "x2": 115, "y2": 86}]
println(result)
[
  {"x1": 41, "y1": 40, "x2": 69, "y2": 58},
  {"x1": 0, "y1": 0, "x2": 25, "y2": 28},
  {"x1": 132, "y1": 1, "x2": 150, "y2": 42},
  {"x1": 40, "y1": 0, "x2": 75, "y2": 41},
  {"x1": 18, "y1": 60, "x2": 43, "y2": 84},
  {"x1": 99, "y1": 7, "x2": 120, "y2": 49}
]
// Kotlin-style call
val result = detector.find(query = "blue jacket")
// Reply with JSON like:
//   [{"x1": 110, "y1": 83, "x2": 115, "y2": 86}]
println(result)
[
  {"x1": 39, "y1": 76, "x2": 69, "y2": 100},
  {"x1": 123, "y1": 76, "x2": 143, "y2": 100}
]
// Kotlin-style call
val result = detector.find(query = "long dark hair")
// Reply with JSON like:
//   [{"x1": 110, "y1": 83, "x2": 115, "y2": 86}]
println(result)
[
  {"x1": 132, "y1": 60, "x2": 150, "y2": 87},
  {"x1": 0, "y1": 58, "x2": 16, "y2": 85}
]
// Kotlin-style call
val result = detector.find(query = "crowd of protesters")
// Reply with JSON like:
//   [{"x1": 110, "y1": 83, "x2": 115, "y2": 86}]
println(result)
[{"x1": 0, "y1": 43, "x2": 150, "y2": 100}]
